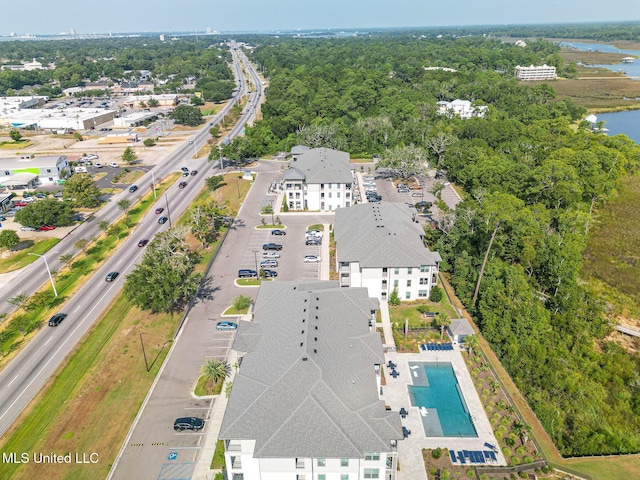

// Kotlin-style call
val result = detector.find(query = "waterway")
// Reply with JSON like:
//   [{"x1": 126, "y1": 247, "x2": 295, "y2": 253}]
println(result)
[
  {"x1": 595, "y1": 110, "x2": 640, "y2": 144},
  {"x1": 560, "y1": 41, "x2": 640, "y2": 77}
]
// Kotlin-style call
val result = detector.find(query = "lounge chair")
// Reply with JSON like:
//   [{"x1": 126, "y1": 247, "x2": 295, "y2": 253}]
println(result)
[
  {"x1": 484, "y1": 441, "x2": 497, "y2": 451},
  {"x1": 449, "y1": 450, "x2": 457, "y2": 463},
  {"x1": 420, "y1": 344, "x2": 426, "y2": 351},
  {"x1": 457, "y1": 452, "x2": 466, "y2": 464},
  {"x1": 489, "y1": 451, "x2": 497, "y2": 461}
]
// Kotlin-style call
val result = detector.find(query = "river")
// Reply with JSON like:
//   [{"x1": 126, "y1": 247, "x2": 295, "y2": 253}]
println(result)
[{"x1": 594, "y1": 110, "x2": 640, "y2": 144}]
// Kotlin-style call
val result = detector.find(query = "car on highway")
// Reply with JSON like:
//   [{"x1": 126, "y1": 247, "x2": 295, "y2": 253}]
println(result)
[
  {"x1": 238, "y1": 269, "x2": 257, "y2": 278},
  {"x1": 173, "y1": 416, "x2": 205, "y2": 431},
  {"x1": 263, "y1": 243, "x2": 283, "y2": 251},
  {"x1": 180, "y1": 167, "x2": 189, "y2": 172},
  {"x1": 304, "y1": 255, "x2": 321, "y2": 263},
  {"x1": 129, "y1": 185, "x2": 138, "y2": 193},
  {"x1": 158, "y1": 216, "x2": 168, "y2": 224},
  {"x1": 20, "y1": 226, "x2": 36, "y2": 231},
  {"x1": 190, "y1": 170, "x2": 198, "y2": 176},
  {"x1": 48, "y1": 313, "x2": 67, "y2": 327},
  {"x1": 262, "y1": 269, "x2": 277, "y2": 278},
  {"x1": 182, "y1": 171, "x2": 190, "y2": 177},
  {"x1": 262, "y1": 251, "x2": 280, "y2": 258},
  {"x1": 260, "y1": 259, "x2": 278, "y2": 268},
  {"x1": 215, "y1": 321, "x2": 238, "y2": 331},
  {"x1": 138, "y1": 239, "x2": 149, "y2": 247},
  {"x1": 271, "y1": 229, "x2": 286, "y2": 236},
  {"x1": 155, "y1": 207, "x2": 164, "y2": 214},
  {"x1": 105, "y1": 271, "x2": 120, "y2": 282},
  {"x1": 178, "y1": 181, "x2": 187, "y2": 189},
  {"x1": 37, "y1": 225, "x2": 55, "y2": 231}
]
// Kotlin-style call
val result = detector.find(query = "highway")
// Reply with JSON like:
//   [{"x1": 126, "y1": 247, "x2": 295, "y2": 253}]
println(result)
[{"x1": 0, "y1": 42, "x2": 260, "y2": 437}]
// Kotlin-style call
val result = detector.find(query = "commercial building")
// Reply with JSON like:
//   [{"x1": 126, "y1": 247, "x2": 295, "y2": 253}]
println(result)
[
  {"x1": 335, "y1": 203, "x2": 441, "y2": 302},
  {"x1": 122, "y1": 94, "x2": 178, "y2": 108},
  {"x1": 515, "y1": 64, "x2": 557, "y2": 81},
  {"x1": 283, "y1": 147, "x2": 354, "y2": 211},
  {"x1": 0, "y1": 96, "x2": 48, "y2": 111},
  {"x1": 0, "y1": 107, "x2": 116, "y2": 131},
  {"x1": 219, "y1": 281, "x2": 402, "y2": 480},
  {"x1": 0, "y1": 155, "x2": 69, "y2": 188}
]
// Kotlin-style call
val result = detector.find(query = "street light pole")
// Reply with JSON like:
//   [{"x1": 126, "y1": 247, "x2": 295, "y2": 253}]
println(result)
[
  {"x1": 139, "y1": 332, "x2": 150, "y2": 372},
  {"x1": 253, "y1": 250, "x2": 259, "y2": 275},
  {"x1": 269, "y1": 199, "x2": 274, "y2": 226},
  {"x1": 28, "y1": 252, "x2": 58, "y2": 297},
  {"x1": 236, "y1": 178, "x2": 240, "y2": 198},
  {"x1": 150, "y1": 169, "x2": 157, "y2": 199},
  {"x1": 164, "y1": 193, "x2": 172, "y2": 228}
]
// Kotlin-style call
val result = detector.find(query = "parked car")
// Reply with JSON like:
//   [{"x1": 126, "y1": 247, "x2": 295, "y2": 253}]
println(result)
[
  {"x1": 158, "y1": 216, "x2": 168, "y2": 224},
  {"x1": 306, "y1": 238, "x2": 321, "y2": 246},
  {"x1": 215, "y1": 321, "x2": 238, "y2": 331},
  {"x1": 173, "y1": 417, "x2": 205, "y2": 431},
  {"x1": 271, "y1": 229, "x2": 286, "y2": 236},
  {"x1": 262, "y1": 251, "x2": 280, "y2": 258},
  {"x1": 86, "y1": 154, "x2": 99, "y2": 160},
  {"x1": 397, "y1": 188, "x2": 410, "y2": 193},
  {"x1": 262, "y1": 269, "x2": 278, "y2": 278},
  {"x1": 20, "y1": 226, "x2": 36, "y2": 231},
  {"x1": 238, "y1": 269, "x2": 257, "y2": 278},
  {"x1": 48, "y1": 313, "x2": 67, "y2": 327},
  {"x1": 14, "y1": 201, "x2": 29, "y2": 207},
  {"x1": 105, "y1": 271, "x2": 120, "y2": 282},
  {"x1": 306, "y1": 230, "x2": 323, "y2": 238},
  {"x1": 262, "y1": 243, "x2": 283, "y2": 251},
  {"x1": 109, "y1": 162, "x2": 119, "y2": 168},
  {"x1": 304, "y1": 255, "x2": 321, "y2": 263},
  {"x1": 260, "y1": 259, "x2": 278, "y2": 268},
  {"x1": 129, "y1": 185, "x2": 138, "y2": 193},
  {"x1": 138, "y1": 239, "x2": 149, "y2": 247},
  {"x1": 411, "y1": 192, "x2": 423, "y2": 197},
  {"x1": 155, "y1": 207, "x2": 164, "y2": 214},
  {"x1": 179, "y1": 181, "x2": 187, "y2": 189},
  {"x1": 37, "y1": 225, "x2": 56, "y2": 231}
]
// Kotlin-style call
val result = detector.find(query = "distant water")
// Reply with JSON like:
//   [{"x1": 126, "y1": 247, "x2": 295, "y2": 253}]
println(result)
[
  {"x1": 560, "y1": 41, "x2": 640, "y2": 77},
  {"x1": 597, "y1": 110, "x2": 640, "y2": 144}
]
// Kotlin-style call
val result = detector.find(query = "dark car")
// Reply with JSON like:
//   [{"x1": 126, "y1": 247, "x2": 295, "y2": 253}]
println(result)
[
  {"x1": 271, "y1": 229, "x2": 286, "y2": 236},
  {"x1": 180, "y1": 166, "x2": 189, "y2": 172},
  {"x1": 178, "y1": 182, "x2": 187, "y2": 189},
  {"x1": 155, "y1": 207, "x2": 164, "y2": 214},
  {"x1": 129, "y1": 185, "x2": 138, "y2": 193},
  {"x1": 138, "y1": 239, "x2": 149, "y2": 247},
  {"x1": 173, "y1": 417, "x2": 205, "y2": 431},
  {"x1": 105, "y1": 271, "x2": 120, "y2": 282},
  {"x1": 48, "y1": 313, "x2": 67, "y2": 327},
  {"x1": 262, "y1": 269, "x2": 278, "y2": 278},
  {"x1": 414, "y1": 201, "x2": 433, "y2": 209},
  {"x1": 190, "y1": 170, "x2": 198, "y2": 176},
  {"x1": 238, "y1": 269, "x2": 257, "y2": 278},
  {"x1": 158, "y1": 216, "x2": 168, "y2": 224},
  {"x1": 216, "y1": 321, "x2": 238, "y2": 331},
  {"x1": 306, "y1": 238, "x2": 321, "y2": 246},
  {"x1": 262, "y1": 243, "x2": 283, "y2": 251}
]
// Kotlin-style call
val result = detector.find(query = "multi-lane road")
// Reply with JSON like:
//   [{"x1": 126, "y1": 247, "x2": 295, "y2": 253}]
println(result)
[{"x1": 0, "y1": 42, "x2": 260, "y2": 437}]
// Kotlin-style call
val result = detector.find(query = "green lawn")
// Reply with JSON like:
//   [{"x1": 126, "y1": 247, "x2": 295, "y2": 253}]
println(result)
[
  {"x1": 0, "y1": 140, "x2": 31, "y2": 149},
  {"x1": 223, "y1": 305, "x2": 250, "y2": 315},
  {"x1": 0, "y1": 238, "x2": 61, "y2": 273},
  {"x1": 388, "y1": 299, "x2": 458, "y2": 327}
]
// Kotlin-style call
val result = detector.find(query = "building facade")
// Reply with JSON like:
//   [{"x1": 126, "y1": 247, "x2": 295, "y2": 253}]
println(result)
[
  {"x1": 335, "y1": 203, "x2": 441, "y2": 301},
  {"x1": 219, "y1": 281, "x2": 402, "y2": 480},
  {"x1": 283, "y1": 147, "x2": 354, "y2": 212},
  {"x1": 515, "y1": 64, "x2": 557, "y2": 81},
  {"x1": 0, "y1": 155, "x2": 69, "y2": 187},
  {"x1": 437, "y1": 99, "x2": 488, "y2": 119}
]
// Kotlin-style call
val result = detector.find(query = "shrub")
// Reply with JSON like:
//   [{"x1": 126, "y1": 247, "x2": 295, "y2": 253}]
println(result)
[
  {"x1": 429, "y1": 286, "x2": 443, "y2": 302},
  {"x1": 523, "y1": 456, "x2": 533, "y2": 464},
  {"x1": 494, "y1": 430, "x2": 503, "y2": 439},
  {"x1": 466, "y1": 469, "x2": 475, "y2": 477},
  {"x1": 282, "y1": 202, "x2": 289, "y2": 212},
  {"x1": 504, "y1": 436, "x2": 515, "y2": 446},
  {"x1": 431, "y1": 448, "x2": 442, "y2": 459},
  {"x1": 233, "y1": 295, "x2": 252, "y2": 311},
  {"x1": 518, "y1": 472, "x2": 528, "y2": 478},
  {"x1": 515, "y1": 446, "x2": 525, "y2": 455},
  {"x1": 502, "y1": 447, "x2": 512, "y2": 457},
  {"x1": 389, "y1": 288, "x2": 400, "y2": 306}
]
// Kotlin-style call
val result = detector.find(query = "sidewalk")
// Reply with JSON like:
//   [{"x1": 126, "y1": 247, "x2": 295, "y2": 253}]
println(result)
[{"x1": 320, "y1": 223, "x2": 330, "y2": 281}]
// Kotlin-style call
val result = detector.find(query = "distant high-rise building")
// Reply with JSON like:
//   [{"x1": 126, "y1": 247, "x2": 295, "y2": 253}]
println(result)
[
  {"x1": 70, "y1": 27, "x2": 76, "y2": 35},
  {"x1": 206, "y1": 26, "x2": 212, "y2": 34},
  {"x1": 159, "y1": 34, "x2": 166, "y2": 42}
]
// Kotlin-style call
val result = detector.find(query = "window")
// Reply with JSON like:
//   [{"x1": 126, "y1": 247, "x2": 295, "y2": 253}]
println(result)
[
  {"x1": 394, "y1": 268, "x2": 399, "y2": 274},
  {"x1": 337, "y1": 192, "x2": 341, "y2": 198},
  {"x1": 420, "y1": 265, "x2": 429, "y2": 272},
  {"x1": 364, "y1": 469, "x2": 379, "y2": 478},
  {"x1": 365, "y1": 452, "x2": 380, "y2": 461},
  {"x1": 340, "y1": 458, "x2": 349, "y2": 467},
  {"x1": 341, "y1": 475, "x2": 349, "y2": 480},
  {"x1": 296, "y1": 192, "x2": 301, "y2": 198},
  {"x1": 321, "y1": 183, "x2": 325, "y2": 189},
  {"x1": 328, "y1": 192, "x2": 332, "y2": 198},
  {"x1": 318, "y1": 475, "x2": 326, "y2": 480},
  {"x1": 419, "y1": 278, "x2": 428, "y2": 285},
  {"x1": 406, "y1": 280, "x2": 412, "y2": 287},
  {"x1": 286, "y1": 183, "x2": 293, "y2": 189},
  {"x1": 328, "y1": 183, "x2": 332, "y2": 189},
  {"x1": 317, "y1": 458, "x2": 326, "y2": 467},
  {"x1": 4, "y1": 171, "x2": 10, "y2": 176},
  {"x1": 418, "y1": 290, "x2": 428, "y2": 298},
  {"x1": 407, "y1": 268, "x2": 412, "y2": 274},
  {"x1": 382, "y1": 267, "x2": 388, "y2": 273},
  {"x1": 393, "y1": 280, "x2": 398, "y2": 288},
  {"x1": 46, "y1": 168, "x2": 52, "y2": 173},
  {"x1": 406, "y1": 292, "x2": 411, "y2": 299},
  {"x1": 321, "y1": 193, "x2": 325, "y2": 199}
]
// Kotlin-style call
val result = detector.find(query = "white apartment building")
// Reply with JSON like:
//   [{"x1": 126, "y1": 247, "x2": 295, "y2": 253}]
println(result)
[
  {"x1": 0, "y1": 155, "x2": 69, "y2": 188},
  {"x1": 335, "y1": 203, "x2": 441, "y2": 302},
  {"x1": 515, "y1": 64, "x2": 557, "y2": 81},
  {"x1": 437, "y1": 99, "x2": 488, "y2": 119},
  {"x1": 219, "y1": 281, "x2": 402, "y2": 480},
  {"x1": 283, "y1": 147, "x2": 354, "y2": 211}
]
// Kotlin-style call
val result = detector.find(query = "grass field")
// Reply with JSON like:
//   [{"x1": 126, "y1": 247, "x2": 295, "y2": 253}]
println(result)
[
  {"x1": 0, "y1": 238, "x2": 61, "y2": 272},
  {"x1": 552, "y1": 76, "x2": 640, "y2": 109},
  {"x1": 0, "y1": 140, "x2": 31, "y2": 149}
]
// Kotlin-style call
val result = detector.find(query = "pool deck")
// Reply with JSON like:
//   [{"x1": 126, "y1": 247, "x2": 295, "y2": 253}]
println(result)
[{"x1": 383, "y1": 345, "x2": 506, "y2": 478}]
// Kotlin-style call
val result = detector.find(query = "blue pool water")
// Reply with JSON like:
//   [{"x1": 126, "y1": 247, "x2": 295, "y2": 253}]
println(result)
[{"x1": 408, "y1": 362, "x2": 477, "y2": 437}]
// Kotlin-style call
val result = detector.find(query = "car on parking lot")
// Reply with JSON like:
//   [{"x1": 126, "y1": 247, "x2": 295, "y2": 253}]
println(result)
[
  {"x1": 397, "y1": 188, "x2": 410, "y2": 193},
  {"x1": 138, "y1": 239, "x2": 149, "y2": 247},
  {"x1": 262, "y1": 243, "x2": 283, "y2": 251},
  {"x1": 158, "y1": 216, "x2": 168, "y2": 224},
  {"x1": 86, "y1": 154, "x2": 99, "y2": 160},
  {"x1": 411, "y1": 192, "x2": 423, "y2": 197},
  {"x1": 20, "y1": 226, "x2": 36, "y2": 231},
  {"x1": 306, "y1": 238, "x2": 321, "y2": 246},
  {"x1": 155, "y1": 207, "x2": 164, "y2": 214},
  {"x1": 14, "y1": 201, "x2": 29, "y2": 207},
  {"x1": 37, "y1": 225, "x2": 56, "y2": 231},
  {"x1": 109, "y1": 162, "x2": 119, "y2": 168},
  {"x1": 368, "y1": 196, "x2": 381, "y2": 203},
  {"x1": 304, "y1": 255, "x2": 321, "y2": 263},
  {"x1": 129, "y1": 185, "x2": 138, "y2": 193},
  {"x1": 306, "y1": 230, "x2": 323, "y2": 238},
  {"x1": 262, "y1": 251, "x2": 280, "y2": 258},
  {"x1": 35, "y1": 192, "x2": 47, "y2": 198},
  {"x1": 215, "y1": 321, "x2": 238, "y2": 331},
  {"x1": 262, "y1": 269, "x2": 278, "y2": 278},
  {"x1": 260, "y1": 259, "x2": 278, "y2": 268},
  {"x1": 105, "y1": 271, "x2": 120, "y2": 282},
  {"x1": 48, "y1": 313, "x2": 67, "y2": 327},
  {"x1": 238, "y1": 269, "x2": 257, "y2": 278},
  {"x1": 179, "y1": 181, "x2": 187, "y2": 189},
  {"x1": 94, "y1": 163, "x2": 103, "y2": 168},
  {"x1": 190, "y1": 170, "x2": 198, "y2": 176},
  {"x1": 271, "y1": 229, "x2": 286, "y2": 236},
  {"x1": 173, "y1": 416, "x2": 205, "y2": 431}
]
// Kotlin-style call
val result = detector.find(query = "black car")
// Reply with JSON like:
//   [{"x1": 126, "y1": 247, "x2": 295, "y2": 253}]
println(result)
[
  {"x1": 48, "y1": 313, "x2": 67, "y2": 327},
  {"x1": 238, "y1": 269, "x2": 257, "y2": 278},
  {"x1": 262, "y1": 269, "x2": 278, "y2": 278},
  {"x1": 306, "y1": 239, "x2": 321, "y2": 246},
  {"x1": 271, "y1": 229, "x2": 286, "y2": 236},
  {"x1": 158, "y1": 216, "x2": 168, "y2": 224},
  {"x1": 129, "y1": 185, "x2": 138, "y2": 193},
  {"x1": 180, "y1": 167, "x2": 189, "y2": 172},
  {"x1": 190, "y1": 170, "x2": 198, "y2": 176},
  {"x1": 105, "y1": 271, "x2": 120, "y2": 282},
  {"x1": 179, "y1": 181, "x2": 187, "y2": 189},
  {"x1": 262, "y1": 243, "x2": 283, "y2": 251},
  {"x1": 138, "y1": 239, "x2": 149, "y2": 247},
  {"x1": 173, "y1": 417, "x2": 205, "y2": 432},
  {"x1": 182, "y1": 171, "x2": 190, "y2": 177}
]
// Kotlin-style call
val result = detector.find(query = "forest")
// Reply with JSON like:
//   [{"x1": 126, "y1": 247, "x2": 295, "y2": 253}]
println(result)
[{"x1": 228, "y1": 33, "x2": 640, "y2": 456}]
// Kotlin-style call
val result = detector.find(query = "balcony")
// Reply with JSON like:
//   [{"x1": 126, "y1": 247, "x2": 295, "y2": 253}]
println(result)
[
  {"x1": 295, "y1": 458, "x2": 306, "y2": 469},
  {"x1": 227, "y1": 441, "x2": 242, "y2": 452},
  {"x1": 231, "y1": 456, "x2": 242, "y2": 469}
]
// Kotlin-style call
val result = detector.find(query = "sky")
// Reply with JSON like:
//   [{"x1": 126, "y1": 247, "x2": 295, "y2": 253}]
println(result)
[{"x1": 2, "y1": 0, "x2": 640, "y2": 35}]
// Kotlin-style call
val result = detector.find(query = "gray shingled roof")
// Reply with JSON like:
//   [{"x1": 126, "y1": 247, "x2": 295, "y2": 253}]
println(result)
[
  {"x1": 288, "y1": 147, "x2": 353, "y2": 184},
  {"x1": 283, "y1": 167, "x2": 305, "y2": 181},
  {"x1": 291, "y1": 145, "x2": 311, "y2": 155},
  {"x1": 335, "y1": 203, "x2": 441, "y2": 268},
  {"x1": 448, "y1": 318, "x2": 475, "y2": 336},
  {"x1": 219, "y1": 281, "x2": 401, "y2": 458}
]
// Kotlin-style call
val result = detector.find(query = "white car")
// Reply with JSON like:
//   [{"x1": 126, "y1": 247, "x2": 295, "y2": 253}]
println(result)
[
  {"x1": 94, "y1": 163, "x2": 103, "y2": 168},
  {"x1": 20, "y1": 226, "x2": 36, "y2": 231},
  {"x1": 304, "y1": 255, "x2": 321, "y2": 263},
  {"x1": 305, "y1": 230, "x2": 323, "y2": 238},
  {"x1": 86, "y1": 154, "x2": 99, "y2": 160},
  {"x1": 108, "y1": 162, "x2": 119, "y2": 168},
  {"x1": 262, "y1": 251, "x2": 281, "y2": 259}
]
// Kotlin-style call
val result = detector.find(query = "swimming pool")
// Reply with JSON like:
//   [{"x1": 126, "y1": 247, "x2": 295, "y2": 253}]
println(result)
[{"x1": 408, "y1": 362, "x2": 477, "y2": 437}]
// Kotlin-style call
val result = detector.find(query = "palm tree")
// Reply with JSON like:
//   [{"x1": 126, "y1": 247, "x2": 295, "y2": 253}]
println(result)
[
  {"x1": 512, "y1": 420, "x2": 532, "y2": 446},
  {"x1": 201, "y1": 359, "x2": 231, "y2": 390},
  {"x1": 434, "y1": 312, "x2": 451, "y2": 340},
  {"x1": 463, "y1": 334, "x2": 478, "y2": 357}
]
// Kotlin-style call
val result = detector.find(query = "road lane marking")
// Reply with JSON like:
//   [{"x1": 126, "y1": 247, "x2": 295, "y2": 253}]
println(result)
[
  {"x1": 7, "y1": 375, "x2": 19, "y2": 387},
  {"x1": 44, "y1": 337, "x2": 53, "y2": 346}
]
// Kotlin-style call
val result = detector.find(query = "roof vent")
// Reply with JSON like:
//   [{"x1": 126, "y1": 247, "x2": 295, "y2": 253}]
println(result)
[
  {"x1": 300, "y1": 342, "x2": 304, "y2": 347},
  {"x1": 302, "y1": 356, "x2": 308, "y2": 361},
  {"x1": 314, "y1": 349, "x2": 317, "y2": 353}
]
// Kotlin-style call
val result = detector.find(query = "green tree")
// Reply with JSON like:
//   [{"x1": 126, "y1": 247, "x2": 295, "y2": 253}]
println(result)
[
  {"x1": 73, "y1": 131, "x2": 83, "y2": 141},
  {"x1": 170, "y1": 105, "x2": 204, "y2": 126},
  {"x1": 429, "y1": 286, "x2": 443, "y2": 303},
  {"x1": 205, "y1": 175, "x2": 225, "y2": 191},
  {"x1": 143, "y1": 137, "x2": 156, "y2": 147},
  {"x1": 117, "y1": 199, "x2": 132, "y2": 213},
  {"x1": 62, "y1": 174, "x2": 102, "y2": 207},
  {"x1": 74, "y1": 238, "x2": 89, "y2": 252},
  {"x1": 147, "y1": 97, "x2": 159, "y2": 107},
  {"x1": 14, "y1": 198, "x2": 75, "y2": 227},
  {"x1": 190, "y1": 95, "x2": 205, "y2": 106},
  {"x1": 389, "y1": 288, "x2": 400, "y2": 306},
  {"x1": 122, "y1": 146, "x2": 138, "y2": 164},
  {"x1": 98, "y1": 219, "x2": 110, "y2": 232},
  {"x1": 60, "y1": 253, "x2": 74, "y2": 268},
  {"x1": 201, "y1": 359, "x2": 231, "y2": 390},
  {"x1": 378, "y1": 144, "x2": 430, "y2": 179},
  {"x1": 189, "y1": 200, "x2": 228, "y2": 248},
  {"x1": 9, "y1": 130, "x2": 22, "y2": 142},
  {"x1": 0, "y1": 230, "x2": 20, "y2": 250},
  {"x1": 463, "y1": 334, "x2": 479, "y2": 357},
  {"x1": 7, "y1": 293, "x2": 28, "y2": 310},
  {"x1": 433, "y1": 312, "x2": 451, "y2": 340},
  {"x1": 233, "y1": 294, "x2": 252, "y2": 311}
]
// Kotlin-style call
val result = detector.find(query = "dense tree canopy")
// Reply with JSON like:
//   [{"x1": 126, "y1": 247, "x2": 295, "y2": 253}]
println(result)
[
  {"x1": 14, "y1": 199, "x2": 75, "y2": 227},
  {"x1": 62, "y1": 173, "x2": 102, "y2": 207}
]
